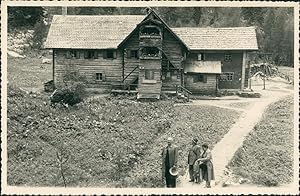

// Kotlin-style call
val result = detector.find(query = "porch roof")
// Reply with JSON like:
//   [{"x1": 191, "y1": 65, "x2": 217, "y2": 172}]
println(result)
[{"x1": 184, "y1": 61, "x2": 222, "y2": 74}]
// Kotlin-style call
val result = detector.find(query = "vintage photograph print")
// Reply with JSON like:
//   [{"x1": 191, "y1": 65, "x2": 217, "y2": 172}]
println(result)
[{"x1": 1, "y1": 1, "x2": 299, "y2": 195}]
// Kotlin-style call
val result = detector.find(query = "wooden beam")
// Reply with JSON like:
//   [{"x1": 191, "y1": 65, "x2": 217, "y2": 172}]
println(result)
[
  {"x1": 122, "y1": 49, "x2": 125, "y2": 81},
  {"x1": 52, "y1": 50, "x2": 55, "y2": 86},
  {"x1": 241, "y1": 51, "x2": 246, "y2": 90}
]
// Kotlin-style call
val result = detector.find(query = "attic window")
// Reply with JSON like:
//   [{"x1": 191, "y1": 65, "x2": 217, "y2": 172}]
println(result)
[
  {"x1": 224, "y1": 54, "x2": 232, "y2": 62},
  {"x1": 84, "y1": 50, "x2": 98, "y2": 59},
  {"x1": 198, "y1": 53, "x2": 205, "y2": 61}
]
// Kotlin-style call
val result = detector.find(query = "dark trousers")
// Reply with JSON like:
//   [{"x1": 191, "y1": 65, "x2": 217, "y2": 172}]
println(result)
[
  {"x1": 189, "y1": 165, "x2": 194, "y2": 181},
  {"x1": 165, "y1": 167, "x2": 176, "y2": 188},
  {"x1": 200, "y1": 164, "x2": 211, "y2": 187}
]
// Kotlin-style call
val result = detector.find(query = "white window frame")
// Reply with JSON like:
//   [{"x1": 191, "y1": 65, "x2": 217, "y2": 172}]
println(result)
[
  {"x1": 95, "y1": 73, "x2": 103, "y2": 81},
  {"x1": 224, "y1": 54, "x2": 232, "y2": 62},
  {"x1": 219, "y1": 72, "x2": 234, "y2": 81}
]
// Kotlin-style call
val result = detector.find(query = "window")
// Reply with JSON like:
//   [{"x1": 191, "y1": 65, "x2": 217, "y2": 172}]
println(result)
[
  {"x1": 66, "y1": 50, "x2": 80, "y2": 59},
  {"x1": 104, "y1": 50, "x2": 116, "y2": 59},
  {"x1": 197, "y1": 53, "x2": 205, "y2": 61},
  {"x1": 84, "y1": 50, "x2": 97, "y2": 59},
  {"x1": 107, "y1": 50, "x2": 114, "y2": 59},
  {"x1": 145, "y1": 70, "x2": 154, "y2": 80},
  {"x1": 219, "y1": 72, "x2": 234, "y2": 81},
  {"x1": 96, "y1": 73, "x2": 103, "y2": 81},
  {"x1": 130, "y1": 50, "x2": 139, "y2": 58},
  {"x1": 224, "y1": 54, "x2": 232, "y2": 62},
  {"x1": 193, "y1": 74, "x2": 207, "y2": 83},
  {"x1": 127, "y1": 49, "x2": 139, "y2": 59}
]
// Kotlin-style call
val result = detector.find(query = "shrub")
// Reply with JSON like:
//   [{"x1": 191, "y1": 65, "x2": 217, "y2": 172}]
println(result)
[{"x1": 51, "y1": 71, "x2": 87, "y2": 106}]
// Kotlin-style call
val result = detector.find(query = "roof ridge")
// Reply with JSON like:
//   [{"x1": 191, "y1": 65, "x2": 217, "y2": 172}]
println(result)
[
  {"x1": 171, "y1": 26, "x2": 256, "y2": 29},
  {"x1": 53, "y1": 14, "x2": 146, "y2": 17}
]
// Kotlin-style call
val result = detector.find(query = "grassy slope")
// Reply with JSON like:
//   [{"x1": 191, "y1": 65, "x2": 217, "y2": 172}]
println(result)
[
  {"x1": 7, "y1": 88, "x2": 175, "y2": 186},
  {"x1": 7, "y1": 56, "x2": 52, "y2": 91},
  {"x1": 7, "y1": 56, "x2": 241, "y2": 187},
  {"x1": 228, "y1": 95, "x2": 294, "y2": 186}
]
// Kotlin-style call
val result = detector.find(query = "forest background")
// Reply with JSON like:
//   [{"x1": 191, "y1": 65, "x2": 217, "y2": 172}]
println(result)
[{"x1": 8, "y1": 6, "x2": 294, "y2": 67}]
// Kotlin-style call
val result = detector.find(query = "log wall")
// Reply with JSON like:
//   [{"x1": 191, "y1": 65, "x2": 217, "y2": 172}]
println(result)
[
  {"x1": 122, "y1": 30, "x2": 140, "y2": 84},
  {"x1": 162, "y1": 30, "x2": 184, "y2": 68},
  {"x1": 184, "y1": 51, "x2": 243, "y2": 89},
  {"x1": 185, "y1": 74, "x2": 217, "y2": 94},
  {"x1": 138, "y1": 59, "x2": 162, "y2": 95},
  {"x1": 54, "y1": 49, "x2": 122, "y2": 89}
]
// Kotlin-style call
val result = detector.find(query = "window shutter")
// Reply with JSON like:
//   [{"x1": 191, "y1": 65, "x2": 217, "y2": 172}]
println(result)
[
  {"x1": 66, "y1": 51, "x2": 71, "y2": 59},
  {"x1": 76, "y1": 51, "x2": 80, "y2": 59},
  {"x1": 203, "y1": 75, "x2": 207, "y2": 83},
  {"x1": 127, "y1": 49, "x2": 131, "y2": 58},
  {"x1": 113, "y1": 51, "x2": 117, "y2": 59},
  {"x1": 102, "y1": 73, "x2": 106, "y2": 81},
  {"x1": 84, "y1": 51, "x2": 88, "y2": 59},
  {"x1": 94, "y1": 51, "x2": 98, "y2": 59},
  {"x1": 103, "y1": 50, "x2": 107, "y2": 59}
]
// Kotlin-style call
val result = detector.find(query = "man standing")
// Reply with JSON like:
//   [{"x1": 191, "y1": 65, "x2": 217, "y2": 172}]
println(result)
[
  {"x1": 162, "y1": 137, "x2": 178, "y2": 188},
  {"x1": 188, "y1": 138, "x2": 201, "y2": 182}
]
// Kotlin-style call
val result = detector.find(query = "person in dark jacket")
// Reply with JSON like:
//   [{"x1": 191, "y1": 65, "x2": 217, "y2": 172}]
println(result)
[
  {"x1": 161, "y1": 137, "x2": 178, "y2": 188},
  {"x1": 188, "y1": 138, "x2": 201, "y2": 182},
  {"x1": 197, "y1": 143, "x2": 215, "y2": 188}
]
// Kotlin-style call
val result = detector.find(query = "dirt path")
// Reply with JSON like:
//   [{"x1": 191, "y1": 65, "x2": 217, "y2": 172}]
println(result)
[{"x1": 177, "y1": 82, "x2": 293, "y2": 188}]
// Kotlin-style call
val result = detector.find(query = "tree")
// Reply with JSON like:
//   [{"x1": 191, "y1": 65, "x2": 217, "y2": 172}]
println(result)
[
  {"x1": 262, "y1": 8, "x2": 294, "y2": 66},
  {"x1": 241, "y1": 7, "x2": 266, "y2": 27},
  {"x1": 8, "y1": 7, "x2": 45, "y2": 29}
]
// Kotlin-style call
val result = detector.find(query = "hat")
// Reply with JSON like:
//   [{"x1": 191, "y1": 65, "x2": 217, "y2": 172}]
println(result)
[
  {"x1": 202, "y1": 143, "x2": 208, "y2": 148},
  {"x1": 169, "y1": 166, "x2": 179, "y2": 177}
]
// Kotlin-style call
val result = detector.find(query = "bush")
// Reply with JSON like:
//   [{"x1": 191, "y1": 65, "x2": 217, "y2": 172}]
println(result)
[{"x1": 51, "y1": 71, "x2": 87, "y2": 106}]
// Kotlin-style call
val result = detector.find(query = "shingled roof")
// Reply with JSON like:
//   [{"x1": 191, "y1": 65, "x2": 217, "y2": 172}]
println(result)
[
  {"x1": 44, "y1": 15, "x2": 145, "y2": 49},
  {"x1": 171, "y1": 27, "x2": 258, "y2": 50},
  {"x1": 45, "y1": 14, "x2": 258, "y2": 51}
]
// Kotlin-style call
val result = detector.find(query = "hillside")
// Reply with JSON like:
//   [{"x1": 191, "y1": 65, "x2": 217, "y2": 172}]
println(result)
[{"x1": 7, "y1": 84, "x2": 241, "y2": 187}]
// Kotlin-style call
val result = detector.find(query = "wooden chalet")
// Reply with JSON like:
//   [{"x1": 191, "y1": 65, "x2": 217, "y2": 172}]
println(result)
[{"x1": 44, "y1": 10, "x2": 258, "y2": 99}]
